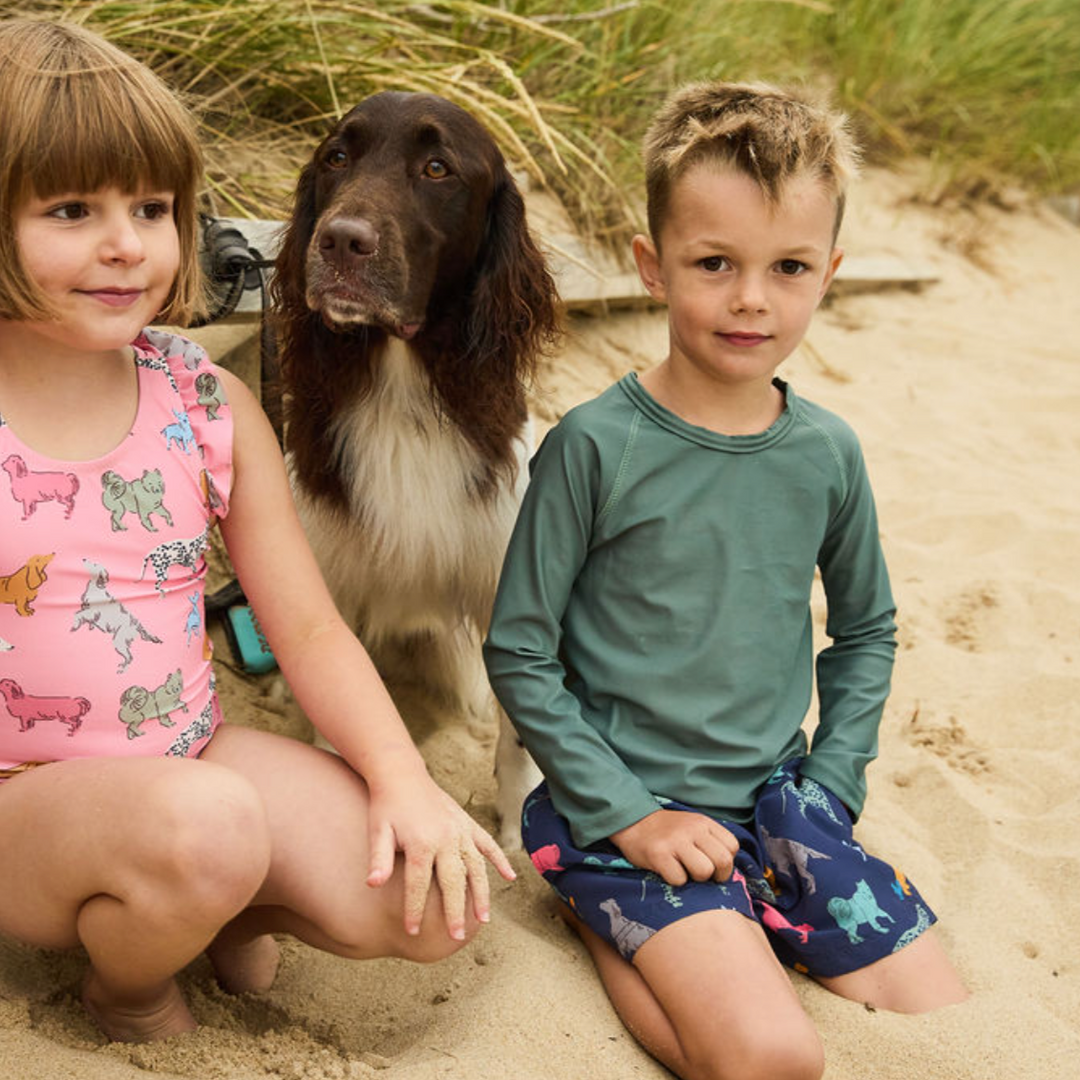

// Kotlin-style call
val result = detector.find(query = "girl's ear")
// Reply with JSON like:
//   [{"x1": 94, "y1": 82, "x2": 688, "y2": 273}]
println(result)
[{"x1": 632, "y1": 233, "x2": 667, "y2": 303}]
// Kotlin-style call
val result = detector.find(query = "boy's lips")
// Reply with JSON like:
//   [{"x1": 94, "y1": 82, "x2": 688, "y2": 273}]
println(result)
[
  {"x1": 718, "y1": 330, "x2": 771, "y2": 347},
  {"x1": 80, "y1": 287, "x2": 144, "y2": 308}
]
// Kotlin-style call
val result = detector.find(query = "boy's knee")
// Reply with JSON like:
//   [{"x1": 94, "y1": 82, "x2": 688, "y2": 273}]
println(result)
[{"x1": 689, "y1": 1030, "x2": 823, "y2": 1080}]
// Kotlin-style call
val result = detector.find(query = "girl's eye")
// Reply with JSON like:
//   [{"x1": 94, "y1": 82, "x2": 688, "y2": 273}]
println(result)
[
  {"x1": 48, "y1": 202, "x2": 89, "y2": 221},
  {"x1": 778, "y1": 259, "x2": 808, "y2": 276},
  {"x1": 325, "y1": 148, "x2": 348, "y2": 169},
  {"x1": 423, "y1": 159, "x2": 450, "y2": 180},
  {"x1": 700, "y1": 255, "x2": 728, "y2": 272},
  {"x1": 135, "y1": 200, "x2": 172, "y2": 221}
]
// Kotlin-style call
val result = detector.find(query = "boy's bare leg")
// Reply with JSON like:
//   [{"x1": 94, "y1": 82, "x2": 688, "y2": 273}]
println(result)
[
  {"x1": 564, "y1": 907, "x2": 824, "y2": 1080},
  {"x1": 0, "y1": 757, "x2": 271, "y2": 1042},
  {"x1": 816, "y1": 927, "x2": 967, "y2": 1012}
]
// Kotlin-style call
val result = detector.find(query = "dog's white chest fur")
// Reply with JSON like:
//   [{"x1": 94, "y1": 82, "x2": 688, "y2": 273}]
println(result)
[{"x1": 291, "y1": 337, "x2": 529, "y2": 646}]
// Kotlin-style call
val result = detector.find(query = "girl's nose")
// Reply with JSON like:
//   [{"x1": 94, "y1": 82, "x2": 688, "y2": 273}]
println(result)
[{"x1": 101, "y1": 214, "x2": 145, "y2": 265}]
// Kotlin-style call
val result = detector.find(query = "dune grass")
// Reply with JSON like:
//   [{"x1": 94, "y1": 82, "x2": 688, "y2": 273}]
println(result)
[{"x1": 10, "y1": 0, "x2": 1080, "y2": 238}]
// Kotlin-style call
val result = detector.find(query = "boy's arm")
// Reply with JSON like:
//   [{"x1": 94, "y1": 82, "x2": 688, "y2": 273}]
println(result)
[
  {"x1": 802, "y1": 441, "x2": 897, "y2": 820},
  {"x1": 484, "y1": 420, "x2": 662, "y2": 847}
]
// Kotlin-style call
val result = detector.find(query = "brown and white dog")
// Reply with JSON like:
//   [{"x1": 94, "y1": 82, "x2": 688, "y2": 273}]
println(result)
[{"x1": 272, "y1": 91, "x2": 560, "y2": 842}]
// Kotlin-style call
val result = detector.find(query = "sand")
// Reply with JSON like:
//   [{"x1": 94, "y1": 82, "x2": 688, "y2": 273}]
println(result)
[{"x1": 2, "y1": 165, "x2": 1079, "y2": 1079}]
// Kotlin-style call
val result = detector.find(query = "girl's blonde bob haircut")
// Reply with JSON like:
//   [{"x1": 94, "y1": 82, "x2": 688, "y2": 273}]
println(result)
[{"x1": 0, "y1": 18, "x2": 205, "y2": 325}]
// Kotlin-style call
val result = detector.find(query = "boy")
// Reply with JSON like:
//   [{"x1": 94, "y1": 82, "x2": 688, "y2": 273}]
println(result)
[{"x1": 483, "y1": 82, "x2": 966, "y2": 1080}]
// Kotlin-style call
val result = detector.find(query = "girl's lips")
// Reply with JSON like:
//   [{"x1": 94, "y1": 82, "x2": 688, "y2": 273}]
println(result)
[{"x1": 82, "y1": 288, "x2": 143, "y2": 308}]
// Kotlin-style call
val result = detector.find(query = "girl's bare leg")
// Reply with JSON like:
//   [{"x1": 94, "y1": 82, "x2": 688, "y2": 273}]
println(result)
[
  {"x1": 0, "y1": 756, "x2": 271, "y2": 1042},
  {"x1": 200, "y1": 724, "x2": 481, "y2": 972},
  {"x1": 562, "y1": 906, "x2": 824, "y2": 1080}
]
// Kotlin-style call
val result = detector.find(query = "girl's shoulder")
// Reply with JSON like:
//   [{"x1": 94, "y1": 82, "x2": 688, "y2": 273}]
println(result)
[
  {"x1": 134, "y1": 327, "x2": 213, "y2": 376},
  {"x1": 133, "y1": 327, "x2": 234, "y2": 516}
]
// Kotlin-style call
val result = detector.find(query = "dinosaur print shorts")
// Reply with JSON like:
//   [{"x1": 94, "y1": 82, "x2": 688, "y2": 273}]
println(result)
[{"x1": 523, "y1": 760, "x2": 937, "y2": 977}]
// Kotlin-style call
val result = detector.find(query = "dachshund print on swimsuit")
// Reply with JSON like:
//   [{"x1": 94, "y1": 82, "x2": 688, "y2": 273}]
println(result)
[
  {"x1": 2, "y1": 454, "x2": 79, "y2": 519},
  {"x1": 0, "y1": 553, "x2": 54, "y2": 616},
  {"x1": 0, "y1": 679, "x2": 90, "y2": 737}
]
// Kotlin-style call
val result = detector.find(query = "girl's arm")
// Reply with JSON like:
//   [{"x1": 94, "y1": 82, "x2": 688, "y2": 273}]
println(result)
[{"x1": 215, "y1": 369, "x2": 514, "y2": 939}]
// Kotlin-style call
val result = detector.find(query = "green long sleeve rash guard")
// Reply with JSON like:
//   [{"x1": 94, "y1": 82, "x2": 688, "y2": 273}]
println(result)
[{"x1": 484, "y1": 373, "x2": 897, "y2": 848}]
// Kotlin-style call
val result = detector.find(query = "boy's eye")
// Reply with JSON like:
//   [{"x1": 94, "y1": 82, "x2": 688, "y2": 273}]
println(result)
[
  {"x1": 778, "y1": 259, "x2": 808, "y2": 276},
  {"x1": 700, "y1": 255, "x2": 728, "y2": 272}
]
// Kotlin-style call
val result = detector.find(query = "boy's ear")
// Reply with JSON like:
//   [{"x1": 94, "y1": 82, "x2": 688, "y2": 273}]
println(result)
[
  {"x1": 818, "y1": 247, "x2": 844, "y2": 302},
  {"x1": 632, "y1": 234, "x2": 667, "y2": 303}
]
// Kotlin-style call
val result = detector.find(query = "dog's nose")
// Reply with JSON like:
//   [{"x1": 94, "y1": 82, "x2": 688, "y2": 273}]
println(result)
[{"x1": 318, "y1": 217, "x2": 379, "y2": 269}]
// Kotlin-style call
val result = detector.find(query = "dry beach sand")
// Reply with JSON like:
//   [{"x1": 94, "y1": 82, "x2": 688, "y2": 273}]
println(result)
[{"x1": 1, "y1": 166, "x2": 1079, "y2": 1079}]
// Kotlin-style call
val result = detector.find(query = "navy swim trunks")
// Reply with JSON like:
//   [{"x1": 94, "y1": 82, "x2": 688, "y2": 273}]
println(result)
[{"x1": 523, "y1": 760, "x2": 937, "y2": 978}]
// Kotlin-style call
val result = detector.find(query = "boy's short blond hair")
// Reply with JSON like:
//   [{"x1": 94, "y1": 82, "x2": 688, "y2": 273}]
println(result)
[
  {"x1": 0, "y1": 18, "x2": 205, "y2": 324},
  {"x1": 643, "y1": 81, "x2": 859, "y2": 247}
]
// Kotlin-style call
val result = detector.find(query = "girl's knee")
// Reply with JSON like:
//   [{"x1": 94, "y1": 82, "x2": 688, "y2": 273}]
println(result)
[
  {"x1": 142, "y1": 764, "x2": 271, "y2": 913},
  {"x1": 395, "y1": 915, "x2": 481, "y2": 964}
]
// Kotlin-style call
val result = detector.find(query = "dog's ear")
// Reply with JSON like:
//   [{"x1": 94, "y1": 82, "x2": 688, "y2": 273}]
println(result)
[
  {"x1": 271, "y1": 160, "x2": 318, "y2": 324},
  {"x1": 466, "y1": 171, "x2": 560, "y2": 380}
]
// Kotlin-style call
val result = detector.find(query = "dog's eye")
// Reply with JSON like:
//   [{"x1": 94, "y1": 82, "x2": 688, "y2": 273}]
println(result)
[
  {"x1": 423, "y1": 159, "x2": 450, "y2": 180},
  {"x1": 325, "y1": 148, "x2": 348, "y2": 169}
]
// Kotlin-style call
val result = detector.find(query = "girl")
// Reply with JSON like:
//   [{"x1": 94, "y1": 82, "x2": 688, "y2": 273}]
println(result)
[{"x1": 0, "y1": 18, "x2": 513, "y2": 1044}]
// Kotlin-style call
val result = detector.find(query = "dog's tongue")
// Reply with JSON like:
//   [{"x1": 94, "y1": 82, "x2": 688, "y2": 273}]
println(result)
[{"x1": 396, "y1": 322, "x2": 422, "y2": 340}]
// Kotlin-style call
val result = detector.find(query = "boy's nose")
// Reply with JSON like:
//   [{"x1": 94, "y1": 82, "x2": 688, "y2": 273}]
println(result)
[{"x1": 729, "y1": 273, "x2": 768, "y2": 314}]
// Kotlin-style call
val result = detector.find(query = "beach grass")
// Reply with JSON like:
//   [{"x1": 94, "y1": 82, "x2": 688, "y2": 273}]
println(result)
[{"x1": 11, "y1": 0, "x2": 1080, "y2": 237}]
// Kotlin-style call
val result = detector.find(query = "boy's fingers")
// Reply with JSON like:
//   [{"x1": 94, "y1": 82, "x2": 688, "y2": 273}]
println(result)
[{"x1": 682, "y1": 844, "x2": 720, "y2": 882}]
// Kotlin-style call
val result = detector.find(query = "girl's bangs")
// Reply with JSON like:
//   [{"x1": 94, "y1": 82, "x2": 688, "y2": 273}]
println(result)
[{"x1": 21, "y1": 66, "x2": 201, "y2": 202}]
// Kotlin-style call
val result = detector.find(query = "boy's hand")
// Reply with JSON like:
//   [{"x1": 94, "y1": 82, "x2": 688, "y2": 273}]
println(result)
[
  {"x1": 366, "y1": 775, "x2": 516, "y2": 940},
  {"x1": 611, "y1": 809, "x2": 738, "y2": 887}
]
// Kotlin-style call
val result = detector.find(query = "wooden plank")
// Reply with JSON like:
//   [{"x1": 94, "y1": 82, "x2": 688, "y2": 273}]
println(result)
[{"x1": 202, "y1": 218, "x2": 939, "y2": 322}]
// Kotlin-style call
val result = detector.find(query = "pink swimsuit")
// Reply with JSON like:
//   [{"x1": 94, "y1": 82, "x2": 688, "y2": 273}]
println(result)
[{"x1": 0, "y1": 329, "x2": 231, "y2": 776}]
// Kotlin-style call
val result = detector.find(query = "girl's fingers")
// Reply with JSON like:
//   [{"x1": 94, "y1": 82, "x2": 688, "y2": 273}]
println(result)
[
  {"x1": 462, "y1": 846, "x2": 492, "y2": 925},
  {"x1": 366, "y1": 819, "x2": 396, "y2": 888},
  {"x1": 433, "y1": 847, "x2": 469, "y2": 940},
  {"x1": 401, "y1": 847, "x2": 436, "y2": 936},
  {"x1": 473, "y1": 826, "x2": 516, "y2": 882}
]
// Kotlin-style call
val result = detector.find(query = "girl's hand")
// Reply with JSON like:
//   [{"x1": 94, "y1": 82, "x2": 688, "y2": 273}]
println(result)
[
  {"x1": 365, "y1": 774, "x2": 516, "y2": 940},
  {"x1": 611, "y1": 809, "x2": 738, "y2": 887}
]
